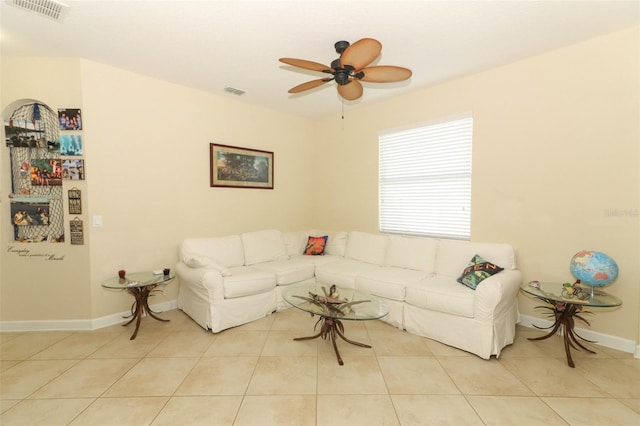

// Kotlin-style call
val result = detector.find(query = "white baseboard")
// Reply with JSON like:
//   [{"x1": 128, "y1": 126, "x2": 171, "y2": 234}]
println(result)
[
  {"x1": 2, "y1": 305, "x2": 637, "y2": 360},
  {"x1": 519, "y1": 314, "x2": 638, "y2": 356},
  {"x1": 0, "y1": 299, "x2": 178, "y2": 332}
]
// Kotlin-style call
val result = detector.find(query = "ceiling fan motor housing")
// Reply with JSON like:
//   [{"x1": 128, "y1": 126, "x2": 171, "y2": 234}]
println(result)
[
  {"x1": 333, "y1": 41, "x2": 354, "y2": 85},
  {"x1": 334, "y1": 65, "x2": 354, "y2": 85}
]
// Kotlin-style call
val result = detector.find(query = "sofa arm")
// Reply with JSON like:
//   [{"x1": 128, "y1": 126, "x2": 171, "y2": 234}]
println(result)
[
  {"x1": 176, "y1": 261, "x2": 225, "y2": 302},
  {"x1": 473, "y1": 269, "x2": 523, "y2": 321}
]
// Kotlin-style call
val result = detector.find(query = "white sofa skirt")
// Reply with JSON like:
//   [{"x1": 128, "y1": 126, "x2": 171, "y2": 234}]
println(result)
[
  {"x1": 176, "y1": 263, "x2": 277, "y2": 332},
  {"x1": 403, "y1": 301, "x2": 519, "y2": 359}
]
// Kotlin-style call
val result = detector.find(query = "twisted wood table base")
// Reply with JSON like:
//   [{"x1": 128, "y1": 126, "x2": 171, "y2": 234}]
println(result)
[
  {"x1": 529, "y1": 299, "x2": 595, "y2": 368},
  {"x1": 293, "y1": 316, "x2": 370, "y2": 365},
  {"x1": 122, "y1": 284, "x2": 169, "y2": 340}
]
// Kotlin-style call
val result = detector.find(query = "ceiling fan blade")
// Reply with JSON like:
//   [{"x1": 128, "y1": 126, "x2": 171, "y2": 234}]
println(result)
[
  {"x1": 359, "y1": 66, "x2": 412, "y2": 82},
  {"x1": 337, "y1": 79, "x2": 363, "y2": 100},
  {"x1": 288, "y1": 78, "x2": 332, "y2": 94},
  {"x1": 279, "y1": 58, "x2": 333, "y2": 73},
  {"x1": 340, "y1": 38, "x2": 382, "y2": 70}
]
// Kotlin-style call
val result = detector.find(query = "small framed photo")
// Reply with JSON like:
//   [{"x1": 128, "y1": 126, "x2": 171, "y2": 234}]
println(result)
[
  {"x1": 30, "y1": 158, "x2": 62, "y2": 186},
  {"x1": 62, "y1": 159, "x2": 85, "y2": 180},
  {"x1": 10, "y1": 198, "x2": 50, "y2": 226},
  {"x1": 210, "y1": 143, "x2": 274, "y2": 189},
  {"x1": 59, "y1": 134, "x2": 83, "y2": 156},
  {"x1": 58, "y1": 108, "x2": 82, "y2": 131}
]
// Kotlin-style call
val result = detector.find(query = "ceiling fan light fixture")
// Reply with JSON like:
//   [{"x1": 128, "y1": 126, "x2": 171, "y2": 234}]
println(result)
[{"x1": 334, "y1": 40, "x2": 350, "y2": 54}]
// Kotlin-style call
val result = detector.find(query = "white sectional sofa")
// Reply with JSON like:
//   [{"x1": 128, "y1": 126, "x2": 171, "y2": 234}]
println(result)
[{"x1": 176, "y1": 229, "x2": 522, "y2": 359}]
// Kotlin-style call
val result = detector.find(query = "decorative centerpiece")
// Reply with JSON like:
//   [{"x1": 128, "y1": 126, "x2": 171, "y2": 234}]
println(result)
[
  {"x1": 561, "y1": 280, "x2": 590, "y2": 303},
  {"x1": 293, "y1": 285, "x2": 369, "y2": 317}
]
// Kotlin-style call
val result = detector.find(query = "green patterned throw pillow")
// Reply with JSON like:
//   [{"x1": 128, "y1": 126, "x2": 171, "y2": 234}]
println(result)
[{"x1": 457, "y1": 254, "x2": 504, "y2": 290}]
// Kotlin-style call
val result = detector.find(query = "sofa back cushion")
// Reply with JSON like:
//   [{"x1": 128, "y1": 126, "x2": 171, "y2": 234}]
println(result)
[
  {"x1": 283, "y1": 230, "x2": 349, "y2": 257},
  {"x1": 241, "y1": 229, "x2": 289, "y2": 265},
  {"x1": 312, "y1": 230, "x2": 348, "y2": 256},
  {"x1": 435, "y1": 239, "x2": 516, "y2": 277},
  {"x1": 282, "y1": 231, "x2": 309, "y2": 257},
  {"x1": 344, "y1": 231, "x2": 388, "y2": 265},
  {"x1": 180, "y1": 235, "x2": 244, "y2": 268},
  {"x1": 384, "y1": 235, "x2": 438, "y2": 273}
]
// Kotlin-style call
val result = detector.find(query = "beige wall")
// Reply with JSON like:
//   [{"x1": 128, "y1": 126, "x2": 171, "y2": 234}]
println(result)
[
  {"x1": 1, "y1": 27, "x2": 638, "y2": 344},
  {"x1": 1, "y1": 58, "x2": 316, "y2": 321},
  {"x1": 312, "y1": 27, "x2": 639, "y2": 342},
  {"x1": 79, "y1": 61, "x2": 316, "y2": 318},
  {"x1": 1, "y1": 57, "x2": 92, "y2": 321}
]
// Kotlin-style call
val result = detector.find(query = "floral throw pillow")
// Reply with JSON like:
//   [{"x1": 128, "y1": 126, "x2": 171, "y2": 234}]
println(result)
[
  {"x1": 304, "y1": 235, "x2": 328, "y2": 255},
  {"x1": 457, "y1": 254, "x2": 504, "y2": 290}
]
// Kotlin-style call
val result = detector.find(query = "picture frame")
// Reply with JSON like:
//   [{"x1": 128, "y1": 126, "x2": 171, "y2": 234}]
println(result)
[
  {"x1": 210, "y1": 143, "x2": 274, "y2": 189},
  {"x1": 10, "y1": 198, "x2": 50, "y2": 226},
  {"x1": 57, "y1": 108, "x2": 82, "y2": 131},
  {"x1": 69, "y1": 217, "x2": 84, "y2": 245},
  {"x1": 30, "y1": 158, "x2": 62, "y2": 186},
  {"x1": 68, "y1": 188, "x2": 82, "y2": 214},
  {"x1": 59, "y1": 134, "x2": 83, "y2": 156},
  {"x1": 62, "y1": 159, "x2": 85, "y2": 180}
]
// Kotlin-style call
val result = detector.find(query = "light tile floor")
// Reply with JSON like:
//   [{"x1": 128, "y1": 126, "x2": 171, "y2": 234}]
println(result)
[{"x1": 1, "y1": 308, "x2": 639, "y2": 425}]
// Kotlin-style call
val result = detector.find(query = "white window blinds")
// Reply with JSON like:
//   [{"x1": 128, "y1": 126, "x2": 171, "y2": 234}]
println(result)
[{"x1": 378, "y1": 116, "x2": 473, "y2": 240}]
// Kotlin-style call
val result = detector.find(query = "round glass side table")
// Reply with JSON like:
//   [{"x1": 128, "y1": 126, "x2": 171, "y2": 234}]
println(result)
[
  {"x1": 102, "y1": 271, "x2": 174, "y2": 340},
  {"x1": 520, "y1": 281, "x2": 622, "y2": 367}
]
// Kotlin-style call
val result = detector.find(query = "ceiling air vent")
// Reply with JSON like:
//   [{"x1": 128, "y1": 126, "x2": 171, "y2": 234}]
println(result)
[
  {"x1": 224, "y1": 87, "x2": 246, "y2": 96},
  {"x1": 8, "y1": 0, "x2": 69, "y2": 22}
]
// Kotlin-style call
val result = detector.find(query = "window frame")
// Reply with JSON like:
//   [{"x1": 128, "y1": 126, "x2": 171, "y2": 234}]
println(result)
[{"x1": 378, "y1": 114, "x2": 473, "y2": 240}]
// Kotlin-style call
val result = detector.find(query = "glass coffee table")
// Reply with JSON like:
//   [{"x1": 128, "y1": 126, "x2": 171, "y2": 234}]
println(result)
[
  {"x1": 520, "y1": 281, "x2": 622, "y2": 368},
  {"x1": 282, "y1": 284, "x2": 388, "y2": 365},
  {"x1": 102, "y1": 271, "x2": 175, "y2": 340}
]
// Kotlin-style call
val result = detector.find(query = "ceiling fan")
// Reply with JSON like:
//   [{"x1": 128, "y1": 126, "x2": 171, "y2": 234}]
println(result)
[{"x1": 279, "y1": 38, "x2": 412, "y2": 101}]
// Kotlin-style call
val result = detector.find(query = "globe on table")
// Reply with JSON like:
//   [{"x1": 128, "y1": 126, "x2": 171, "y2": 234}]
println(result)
[{"x1": 569, "y1": 250, "x2": 619, "y2": 296}]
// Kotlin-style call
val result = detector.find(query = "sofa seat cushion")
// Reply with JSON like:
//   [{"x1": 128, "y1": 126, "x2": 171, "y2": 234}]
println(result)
[
  {"x1": 252, "y1": 260, "x2": 315, "y2": 285},
  {"x1": 223, "y1": 267, "x2": 276, "y2": 299},
  {"x1": 355, "y1": 267, "x2": 431, "y2": 301},
  {"x1": 405, "y1": 275, "x2": 476, "y2": 318},
  {"x1": 315, "y1": 259, "x2": 379, "y2": 288}
]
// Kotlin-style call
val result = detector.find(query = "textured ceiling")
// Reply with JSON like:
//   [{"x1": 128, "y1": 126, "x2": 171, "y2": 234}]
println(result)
[{"x1": 1, "y1": 0, "x2": 638, "y2": 118}]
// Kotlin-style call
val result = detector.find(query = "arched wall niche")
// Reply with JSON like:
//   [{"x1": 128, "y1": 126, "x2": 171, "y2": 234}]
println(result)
[{"x1": 3, "y1": 98, "x2": 64, "y2": 242}]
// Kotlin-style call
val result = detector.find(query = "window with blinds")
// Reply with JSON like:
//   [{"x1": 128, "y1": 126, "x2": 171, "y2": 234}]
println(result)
[{"x1": 378, "y1": 116, "x2": 473, "y2": 240}]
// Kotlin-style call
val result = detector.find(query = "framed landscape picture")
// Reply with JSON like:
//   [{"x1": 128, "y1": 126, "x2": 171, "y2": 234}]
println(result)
[{"x1": 210, "y1": 143, "x2": 274, "y2": 189}]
